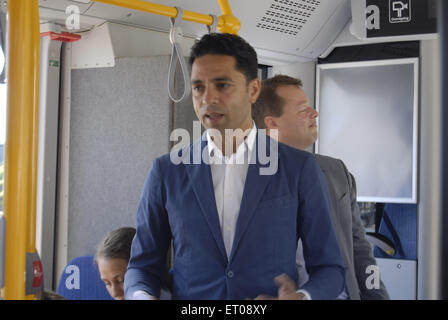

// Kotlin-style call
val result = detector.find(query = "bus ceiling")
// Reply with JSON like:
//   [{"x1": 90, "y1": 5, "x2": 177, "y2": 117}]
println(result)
[{"x1": 36, "y1": 0, "x2": 438, "y2": 65}]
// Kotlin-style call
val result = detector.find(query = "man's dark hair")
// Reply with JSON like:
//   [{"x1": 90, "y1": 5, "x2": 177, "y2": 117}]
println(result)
[
  {"x1": 189, "y1": 33, "x2": 258, "y2": 82},
  {"x1": 95, "y1": 227, "x2": 136, "y2": 263},
  {"x1": 252, "y1": 75, "x2": 303, "y2": 129}
]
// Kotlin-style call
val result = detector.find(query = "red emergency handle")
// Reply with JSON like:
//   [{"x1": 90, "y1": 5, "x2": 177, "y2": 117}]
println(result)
[{"x1": 40, "y1": 31, "x2": 81, "y2": 42}]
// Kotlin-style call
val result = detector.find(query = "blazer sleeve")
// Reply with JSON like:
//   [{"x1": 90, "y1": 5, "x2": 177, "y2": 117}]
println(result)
[
  {"x1": 344, "y1": 164, "x2": 390, "y2": 300},
  {"x1": 298, "y1": 155, "x2": 346, "y2": 300},
  {"x1": 124, "y1": 157, "x2": 172, "y2": 299}
]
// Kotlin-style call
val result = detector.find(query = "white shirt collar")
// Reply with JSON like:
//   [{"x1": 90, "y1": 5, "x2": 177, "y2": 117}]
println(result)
[{"x1": 206, "y1": 122, "x2": 257, "y2": 162}]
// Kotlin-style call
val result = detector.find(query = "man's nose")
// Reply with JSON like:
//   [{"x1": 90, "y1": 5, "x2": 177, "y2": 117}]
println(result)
[
  {"x1": 310, "y1": 108, "x2": 318, "y2": 118},
  {"x1": 202, "y1": 86, "x2": 218, "y2": 105}
]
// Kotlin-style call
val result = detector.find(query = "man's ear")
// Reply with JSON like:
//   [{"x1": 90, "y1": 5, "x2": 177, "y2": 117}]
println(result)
[
  {"x1": 264, "y1": 116, "x2": 278, "y2": 130},
  {"x1": 248, "y1": 78, "x2": 261, "y2": 104}
]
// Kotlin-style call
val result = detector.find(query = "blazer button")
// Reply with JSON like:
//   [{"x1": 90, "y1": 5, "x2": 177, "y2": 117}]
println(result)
[{"x1": 227, "y1": 270, "x2": 234, "y2": 278}]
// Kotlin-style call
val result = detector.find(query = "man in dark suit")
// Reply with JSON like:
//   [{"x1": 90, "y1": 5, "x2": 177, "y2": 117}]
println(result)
[
  {"x1": 124, "y1": 34, "x2": 345, "y2": 300},
  {"x1": 252, "y1": 74, "x2": 389, "y2": 299}
]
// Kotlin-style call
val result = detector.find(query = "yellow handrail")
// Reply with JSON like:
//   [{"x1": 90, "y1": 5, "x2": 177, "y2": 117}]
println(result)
[
  {"x1": 92, "y1": 0, "x2": 241, "y2": 34},
  {"x1": 1, "y1": 0, "x2": 40, "y2": 300}
]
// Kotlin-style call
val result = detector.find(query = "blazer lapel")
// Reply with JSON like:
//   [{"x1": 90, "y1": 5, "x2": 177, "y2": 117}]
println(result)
[
  {"x1": 230, "y1": 130, "x2": 274, "y2": 261},
  {"x1": 184, "y1": 135, "x2": 228, "y2": 261}
]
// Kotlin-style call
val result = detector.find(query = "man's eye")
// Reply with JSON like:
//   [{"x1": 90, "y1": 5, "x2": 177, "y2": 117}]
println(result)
[
  {"x1": 298, "y1": 107, "x2": 310, "y2": 114},
  {"x1": 193, "y1": 85, "x2": 204, "y2": 91},
  {"x1": 216, "y1": 83, "x2": 230, "y2": 89}
]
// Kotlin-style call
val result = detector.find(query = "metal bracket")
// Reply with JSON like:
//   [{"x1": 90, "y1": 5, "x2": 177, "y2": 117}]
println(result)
[{"x1": 207, "y1": 14, "x2": 218, "y2": 33}]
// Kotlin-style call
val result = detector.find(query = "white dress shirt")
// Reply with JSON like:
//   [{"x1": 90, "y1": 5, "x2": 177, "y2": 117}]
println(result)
[{"x1": 206, "y1": 124, "x2": 256, "y2": 258}]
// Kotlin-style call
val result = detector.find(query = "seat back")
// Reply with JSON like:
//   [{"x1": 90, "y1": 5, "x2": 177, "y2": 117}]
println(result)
[
  {"x1": 57, "y1": 255, "x2": 113, "y2": 300},
  {"x1": 373, "y1": 203, "x2": 417, "y2": 260}
]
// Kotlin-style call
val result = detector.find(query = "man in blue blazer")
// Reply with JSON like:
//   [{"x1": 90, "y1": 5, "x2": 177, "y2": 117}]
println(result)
[{"x1": 124, "y1": 33, "x2": 345, "y2": 300}]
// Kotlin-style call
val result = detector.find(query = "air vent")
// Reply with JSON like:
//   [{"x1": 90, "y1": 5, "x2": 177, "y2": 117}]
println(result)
[{"x1": 256, "y1": 0, "x2": 321, "y2": 36}]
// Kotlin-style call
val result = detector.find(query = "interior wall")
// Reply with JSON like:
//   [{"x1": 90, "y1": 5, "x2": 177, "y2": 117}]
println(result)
[{"x1": 68, "y1": 55, "x2": 189, "y2": 261}]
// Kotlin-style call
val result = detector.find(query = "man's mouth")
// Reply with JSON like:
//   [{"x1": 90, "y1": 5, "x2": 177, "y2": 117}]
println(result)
[{"x1": 205, "y1": 113, "x2": 224, "y2": 122}]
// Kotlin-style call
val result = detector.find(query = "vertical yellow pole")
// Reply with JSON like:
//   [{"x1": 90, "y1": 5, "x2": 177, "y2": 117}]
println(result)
[
  {"x1": 24, "y1": 2, "x2": 40, "y2": 301},
  {"x1": 217, "y1": 0, "x2": 234, "y2": 16},
  {"x1": 29, "y1": 0, "x2": 40, "y2": 256},
  {"x1": 1, "y1": 0, "x2": 40, "y2": 300},
  {"x1": 217, "y1": 0, "x2": 240, "y2": 34}
]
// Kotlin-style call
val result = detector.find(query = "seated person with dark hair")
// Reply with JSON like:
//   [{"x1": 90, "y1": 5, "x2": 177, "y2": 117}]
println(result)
[
  {"x1": 95, "y1": 227, "x2": 172, "y2": 300},
  {"x1": 95, "y1": 227, "x2": 136, "y2": 300}
]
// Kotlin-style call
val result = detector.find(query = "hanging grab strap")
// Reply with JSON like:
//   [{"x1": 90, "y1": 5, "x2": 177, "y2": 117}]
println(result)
[{"x1": 167, "y1": 7, "x2": 191, "y2": 104}]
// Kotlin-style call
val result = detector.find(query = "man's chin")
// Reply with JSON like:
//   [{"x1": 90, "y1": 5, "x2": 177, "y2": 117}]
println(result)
[
  {"x1": 309, "y1": 136, "x2": 318, "y2": 147},
  {"x1": 202, "y1": 120, "x2": 224, "y2": 131}
]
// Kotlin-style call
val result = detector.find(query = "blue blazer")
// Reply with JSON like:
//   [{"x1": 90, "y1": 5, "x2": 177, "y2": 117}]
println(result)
[{"x1": 125, "y1": 131, "x2": 345, "y2": 300}]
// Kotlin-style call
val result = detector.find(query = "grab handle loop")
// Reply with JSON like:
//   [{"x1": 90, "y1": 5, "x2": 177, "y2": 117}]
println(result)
[{"x1": 167, "y1": 7, "x2": 191, "y2": 104}]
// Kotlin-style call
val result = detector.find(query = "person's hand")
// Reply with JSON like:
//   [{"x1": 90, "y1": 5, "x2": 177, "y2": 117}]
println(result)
[{"x1": 254, "y1": 274, "x2": 307, "y2": 300}]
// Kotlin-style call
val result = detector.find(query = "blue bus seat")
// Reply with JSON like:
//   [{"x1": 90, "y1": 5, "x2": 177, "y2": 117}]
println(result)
[
  {"x1": 373, "y1": 203, "x2": 417, "y2": 260},
  {"x1": 56, "y1": 255, "x2": 113, "y2": 300}
]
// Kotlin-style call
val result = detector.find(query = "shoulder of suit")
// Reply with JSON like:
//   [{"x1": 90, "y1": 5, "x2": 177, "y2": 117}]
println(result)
[
  {"x1": 315, "y1": 154, "x2": 353, "y2": 179},
  {"x1": 277, "y1": 140, "x2": 312, "y2": 160},
  {"x1": 314, "y1": 154, "x2": 354, "y2": 188},
  {"x1": 314, "y1": 153, "x2": 345, "y2": 169}
]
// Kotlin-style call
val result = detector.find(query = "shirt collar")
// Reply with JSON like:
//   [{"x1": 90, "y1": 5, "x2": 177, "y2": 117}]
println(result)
[{"x1": 206, "y1": 122, "x2": 257, "y2": 160}]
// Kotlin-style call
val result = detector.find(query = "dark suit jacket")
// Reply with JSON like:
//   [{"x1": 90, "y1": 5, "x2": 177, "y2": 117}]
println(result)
[
  {"x1": 315, "y1": 154, "x2": 390, "y2": 300},
  {"x1": 124, "y1": 132, "x2": 345, "y2": 299}
]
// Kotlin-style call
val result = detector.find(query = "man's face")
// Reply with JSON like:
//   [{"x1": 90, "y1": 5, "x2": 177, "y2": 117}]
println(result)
[
  {"x1": 269, "y1": 85, "x2": 318, "y2": 150},
  {"x1": 191, "y1": 54, "x2": 260, "y2": 135}
]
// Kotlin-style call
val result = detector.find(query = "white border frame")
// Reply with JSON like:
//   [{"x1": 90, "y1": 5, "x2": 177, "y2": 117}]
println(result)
[{"x1": 315, "y1": 58, "x2": 419, "y2": 203}]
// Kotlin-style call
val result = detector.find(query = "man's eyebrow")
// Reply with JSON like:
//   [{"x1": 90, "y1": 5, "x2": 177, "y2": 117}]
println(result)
[
  {"x1": 191, "y1": 77, "x2": 234, "y2": 84},
  {"x1": 211, "y1": 77, "x2": 234, "y2": 82},
  {"x1": 191, "y1": 79, "x2": 203, "y2": 85},
  {"x1": 297, "y1": 99, "x2": 309, "y2": 106}
]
